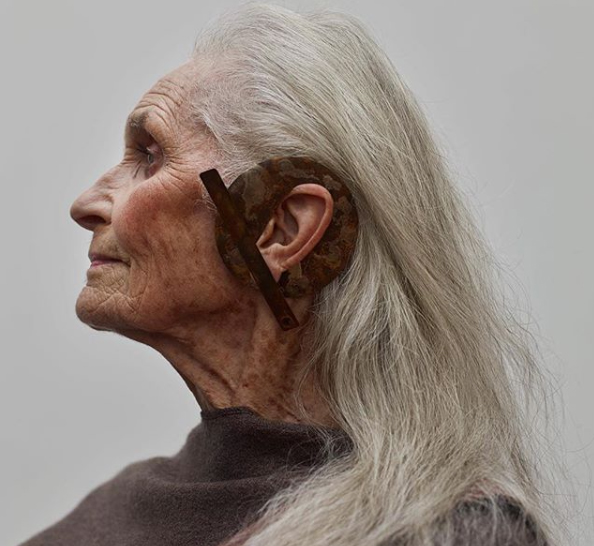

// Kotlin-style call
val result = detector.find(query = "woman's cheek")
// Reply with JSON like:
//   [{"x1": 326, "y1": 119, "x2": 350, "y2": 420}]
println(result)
[
  {"x1": 114, "y1": 178, "x2": 242, "y2": 312},
  {"x1": 114, "y1": 184, "x2": 166, "y2": 258}
]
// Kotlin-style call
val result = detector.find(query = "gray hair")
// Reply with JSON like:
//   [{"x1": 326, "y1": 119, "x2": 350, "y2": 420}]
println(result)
[{"x1": 187, "y1": 3, "x2": 574, "y2": 545}]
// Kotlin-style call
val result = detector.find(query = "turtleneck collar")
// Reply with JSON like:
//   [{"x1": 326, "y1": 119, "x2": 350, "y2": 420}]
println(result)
[
  {"x1": 168, "y1": 405, "x2": 353, "y2": 483},
  {"x1": 16, "y1": 405, "x2": 354, "y2": 546}
]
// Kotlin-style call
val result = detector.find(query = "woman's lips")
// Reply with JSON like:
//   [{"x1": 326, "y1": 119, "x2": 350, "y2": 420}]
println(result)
[{"x1": 90, "y1": 259, "x2": 122, "y2": 267}]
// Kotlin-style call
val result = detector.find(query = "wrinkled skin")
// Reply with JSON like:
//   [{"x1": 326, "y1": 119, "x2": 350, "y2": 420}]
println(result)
[{"x1": 69, "y1": 60, "x2": 337, "y2": 427}]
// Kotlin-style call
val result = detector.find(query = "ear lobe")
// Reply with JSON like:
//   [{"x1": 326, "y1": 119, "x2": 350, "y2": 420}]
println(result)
[{"x1": 256, "y1": 184, "x2": 334, "y2": 283}]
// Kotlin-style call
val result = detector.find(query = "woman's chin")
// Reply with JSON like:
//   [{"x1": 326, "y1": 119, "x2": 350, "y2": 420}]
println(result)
[{"x1": 74, "y1": 288, "x2": 129, "y2": 332}]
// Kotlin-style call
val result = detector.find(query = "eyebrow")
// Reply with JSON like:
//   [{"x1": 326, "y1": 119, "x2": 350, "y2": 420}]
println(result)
[{"x1": 125, "y1": 111, "x2": 151, "y2": 136}]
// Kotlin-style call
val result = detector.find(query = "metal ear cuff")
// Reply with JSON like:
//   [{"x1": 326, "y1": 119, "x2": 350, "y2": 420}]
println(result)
[{"x1": 199, "y1": 156, "x2": 358, "y2": 331}]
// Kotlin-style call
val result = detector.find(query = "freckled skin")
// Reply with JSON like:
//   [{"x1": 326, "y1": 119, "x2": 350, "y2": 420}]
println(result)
[{"x1": 69, "y1": 60, "x2": 338, "y2": 427}]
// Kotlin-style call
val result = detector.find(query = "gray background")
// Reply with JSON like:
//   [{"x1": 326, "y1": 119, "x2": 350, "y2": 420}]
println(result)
[{"x1": 1, "y1": 0, "x2": 592, "y2": 544}]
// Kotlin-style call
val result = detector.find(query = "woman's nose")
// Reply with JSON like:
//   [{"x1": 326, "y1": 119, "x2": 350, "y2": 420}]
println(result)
[{"x1": 69, "y1": 183, "x2": 112, "y2": 231}]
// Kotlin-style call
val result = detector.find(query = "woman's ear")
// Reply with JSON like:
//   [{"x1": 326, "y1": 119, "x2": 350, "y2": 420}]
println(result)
[{"x1": 256, "y1": 183, "x2": 334, "y2": 282}]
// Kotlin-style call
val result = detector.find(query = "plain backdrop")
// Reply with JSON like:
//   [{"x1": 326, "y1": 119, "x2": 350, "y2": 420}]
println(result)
[{"x1": 1, "y1": 0, "x2": 592, "y2": 544}]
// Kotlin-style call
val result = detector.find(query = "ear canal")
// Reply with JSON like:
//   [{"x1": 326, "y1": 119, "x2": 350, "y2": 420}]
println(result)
[{"x1": 213, "y1": 156, "x2": 359, "y2": 298}]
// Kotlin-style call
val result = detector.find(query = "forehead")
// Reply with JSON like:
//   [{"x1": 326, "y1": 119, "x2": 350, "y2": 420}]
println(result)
[{"x1": 126, "y1": 61, "x2": 200, "y2": 132}]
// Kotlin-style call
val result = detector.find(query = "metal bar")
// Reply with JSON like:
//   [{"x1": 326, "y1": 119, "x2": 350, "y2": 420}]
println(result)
[{"x1": 199, "y1": 168, "x2": 300, "y2": 331}]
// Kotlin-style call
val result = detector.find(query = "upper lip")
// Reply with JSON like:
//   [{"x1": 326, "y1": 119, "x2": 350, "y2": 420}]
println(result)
[{"x1": 89, "y1": 252, "x2": 122, "y2": 263}]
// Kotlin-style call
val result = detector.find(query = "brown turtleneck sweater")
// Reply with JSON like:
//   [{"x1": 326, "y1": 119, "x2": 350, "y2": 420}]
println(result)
[
  {"x1": 17, "y1": 406, "x2": 353, "y2": 546},
  {"x1": 17, "y1": 407, "x2": 548, "y2": 546}
]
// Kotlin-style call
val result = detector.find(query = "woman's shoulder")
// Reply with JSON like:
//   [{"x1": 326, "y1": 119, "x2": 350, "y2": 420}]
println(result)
[{"x1": 443, "y1": 494, "x2": 549, "y2": 546}]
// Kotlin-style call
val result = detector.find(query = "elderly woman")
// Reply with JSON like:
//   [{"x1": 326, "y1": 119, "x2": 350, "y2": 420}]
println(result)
[{"x1": 19, "y1": 4, "x2": 559, "y2": 546}]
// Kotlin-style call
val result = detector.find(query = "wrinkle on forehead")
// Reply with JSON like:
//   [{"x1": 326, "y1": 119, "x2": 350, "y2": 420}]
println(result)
[{"x1": 134, "y1": 61, "x2": 203, "y2": 129}]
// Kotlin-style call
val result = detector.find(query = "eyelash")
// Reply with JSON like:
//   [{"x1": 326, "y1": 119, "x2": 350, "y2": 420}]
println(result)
[{"x1": 135, "y1": 145, "x2": 155, "y2": 165}]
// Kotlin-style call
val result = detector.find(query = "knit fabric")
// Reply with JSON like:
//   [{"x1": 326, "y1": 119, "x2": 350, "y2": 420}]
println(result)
[
  {"x1": 18, "y1": 406, "x2": 548, "y2": 546},
  {"x1": 18, "y1": 406, "x2": 352, "y2": 546}
]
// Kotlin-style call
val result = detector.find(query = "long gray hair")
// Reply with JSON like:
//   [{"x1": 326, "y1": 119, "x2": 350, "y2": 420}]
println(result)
[{"x1": 188, "y1": 3, "x2": 573, "y2": 545}]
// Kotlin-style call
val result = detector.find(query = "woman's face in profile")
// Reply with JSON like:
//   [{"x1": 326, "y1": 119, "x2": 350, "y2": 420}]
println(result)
[{"x1": 70, "y1": 61, "x2": 243, "y2": 337}]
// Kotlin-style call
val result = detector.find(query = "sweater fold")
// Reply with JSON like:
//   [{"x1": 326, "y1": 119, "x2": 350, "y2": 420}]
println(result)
[{"x1": 18, "y1": 406, "x2": 353, "y2": 546}]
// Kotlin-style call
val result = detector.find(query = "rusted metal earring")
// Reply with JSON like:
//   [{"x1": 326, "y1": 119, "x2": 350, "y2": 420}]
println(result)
[{"x1": 199, "y1": 156, "x2": 358, "y2": 331}]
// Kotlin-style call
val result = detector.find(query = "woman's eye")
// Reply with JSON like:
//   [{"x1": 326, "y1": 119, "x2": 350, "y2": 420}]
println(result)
[
  {"x1": 130, "y1": 140, "x2": 162, "y2": 179},
  {"x1": 136, "y1": 146, "x2": 155, "y2": 165}
]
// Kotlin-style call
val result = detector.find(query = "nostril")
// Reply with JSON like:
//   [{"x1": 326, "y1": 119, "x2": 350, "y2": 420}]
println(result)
[
  {"x1": 69, "y1": 182, "x2": 113, "y2": 228},
  {"x1": 74, "y1": 214, "x2": 106, "y2": 231}
]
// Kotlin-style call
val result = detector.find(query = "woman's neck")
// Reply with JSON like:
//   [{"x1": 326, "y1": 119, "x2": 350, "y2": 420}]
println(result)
[{"x1": 116, "y1": 291, "x2": 339, "y2": 428}]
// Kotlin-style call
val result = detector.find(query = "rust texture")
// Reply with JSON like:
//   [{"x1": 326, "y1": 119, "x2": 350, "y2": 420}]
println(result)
[
  {"x1": 199, "y1": 168, "x2": 299, "y2": 331},
  {"x1": 200, "y1": 156, "x2": 359, "y2": 330}
]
